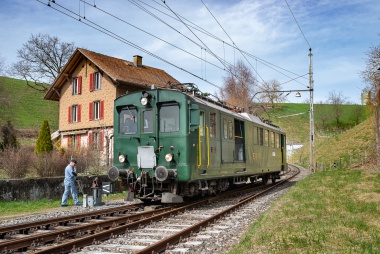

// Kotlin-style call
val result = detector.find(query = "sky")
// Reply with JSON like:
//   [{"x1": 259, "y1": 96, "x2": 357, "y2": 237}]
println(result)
[{"x1": 0, "y1": 0, "x2": 379, "y2": 105}]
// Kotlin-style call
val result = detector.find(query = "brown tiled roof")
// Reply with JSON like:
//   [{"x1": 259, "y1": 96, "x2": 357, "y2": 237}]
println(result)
[
  {"x1": 79, "y1": 48, "x2": 179, "y2": 86},
  {"x1": 44, "y1": 48, "x2": 180, "y2": 101}
]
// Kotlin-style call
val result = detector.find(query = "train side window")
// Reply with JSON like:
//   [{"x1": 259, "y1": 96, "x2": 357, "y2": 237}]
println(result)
[
  {"x1": 209, "y1": 112, "x2": 217, "y2": 138},
  {"x1": 276, "y1": 133, "x2": 280, "y2": 148},
  {"x1": 264, "y1": 130, "x2": 269, "y2": 146},
  {"x1": 259, "y1": 128, "x2": 263, "y2": 146},
  {"x1": 253, "y1": 127, "x2": 258, "y2": 145},
  {"x1": 228, "y1": 120, "x2": 233, "y2": 140},
  {"x1": 199, "y1": 111, "x2": 205, "y2": 136},
  {"x1": 270, "y1": 131, "x2": 275, "y2": 147},
  {"x1": 159, "y1": 103, "x2": 179, "y2": 133},
  {"x1": 143, "y1": 109, "x2": 153, "y2": 133},
  {"x1": 223, "y1": 119, "x2": 228, "y2": 139}
]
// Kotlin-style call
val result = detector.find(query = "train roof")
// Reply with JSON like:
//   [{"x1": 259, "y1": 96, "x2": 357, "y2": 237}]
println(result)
[{"x1": 189, "y1": 94, "x2": 285, "y2": 133}]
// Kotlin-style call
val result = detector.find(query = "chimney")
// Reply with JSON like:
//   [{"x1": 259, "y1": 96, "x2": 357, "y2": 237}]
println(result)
[{"x1": 133, "y1": 55, "x2": 143, "y2": 67}]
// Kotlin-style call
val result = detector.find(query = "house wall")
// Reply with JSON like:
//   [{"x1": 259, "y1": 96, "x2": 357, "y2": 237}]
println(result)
[{"x1": 59, "y1": 58, "x2": 116, "y2": 131}]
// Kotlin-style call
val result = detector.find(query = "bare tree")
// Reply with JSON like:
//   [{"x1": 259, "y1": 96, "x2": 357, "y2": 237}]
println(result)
[
  {"x1": 257, "y1": 79, "x2": 286, "y2": 108},
  {"x1": 219, "y1": 60, "x2": 257, "y2": 109},
  {"x1": 11, "y1": 33, "x2": 75, "y2": 92},
  {"x1": 0, "y1": 54, "x2": 5, "y2": 75},
  {"x1": 328, "y1": 91, "x2": 347, "y2": 126},
  {"x1": 360, "y1": 43, "x2": 380, "y2": 166}
]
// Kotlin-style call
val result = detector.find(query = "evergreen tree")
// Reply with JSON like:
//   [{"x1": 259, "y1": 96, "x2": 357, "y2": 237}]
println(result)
[
  {"x1": 35, "y1": 119, "x2": 53, "y2": 154},
  {"x1": 0, "y1": 120, "x2": 20, "y2": 151}
]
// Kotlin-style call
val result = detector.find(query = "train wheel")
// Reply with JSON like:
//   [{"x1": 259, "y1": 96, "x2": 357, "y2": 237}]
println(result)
[
  {"x1": 262, "y1": 175, "x2": 268, "y2": 185},
  {"x1": 271, "y1": 175, "x2": 276, "y2": 184}
]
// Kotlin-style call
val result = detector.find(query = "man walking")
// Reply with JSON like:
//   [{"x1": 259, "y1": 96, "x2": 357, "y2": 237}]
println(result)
[{"x1": 61, "y1": 159, "x2": 82, "y2": 207}]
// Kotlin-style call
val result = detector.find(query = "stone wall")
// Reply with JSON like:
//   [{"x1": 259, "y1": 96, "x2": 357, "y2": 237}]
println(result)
[{"x1": 0, "y1": 175, "x2": 121, "y2": 202}]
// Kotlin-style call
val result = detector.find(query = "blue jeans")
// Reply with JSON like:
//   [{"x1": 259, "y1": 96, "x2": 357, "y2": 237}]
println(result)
[{"x1": 61, "y1": 181, "x2": 79, "y2": 204}]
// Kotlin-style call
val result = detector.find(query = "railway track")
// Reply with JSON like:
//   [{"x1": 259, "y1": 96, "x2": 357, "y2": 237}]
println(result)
[{"x1": 0, "y1": 165, "x2": 301, "y2": 254}]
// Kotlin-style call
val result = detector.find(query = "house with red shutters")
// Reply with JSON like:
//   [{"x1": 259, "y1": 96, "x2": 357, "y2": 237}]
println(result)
[{"x1": 44, "y1": 48, "x2": 179, "y2": 163}]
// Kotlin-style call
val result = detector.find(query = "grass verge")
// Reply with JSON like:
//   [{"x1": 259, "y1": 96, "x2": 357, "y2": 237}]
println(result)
[
  {"x1": 0, "y1": 192, "x2": 127, "y2": 220},
  {"x1": 228, "y1": 169, "x2": 380, "y2": 254}
]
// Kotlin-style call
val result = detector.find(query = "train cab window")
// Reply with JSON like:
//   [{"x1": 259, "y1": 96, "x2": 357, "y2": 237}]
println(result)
[
  {"x1": 199, "y1": 111, "x2": 205, "y2": 136},
  {"x1": 159, "y1": 103, "x2": 179, "y2": 133},
  {"x1": 120, "y1": 107, "x2": 137, "y2": 134},
  {"x1": 143, "y1": 109, "x2": 153, "y2": 133},
  {"x1": 209, "y1": 112, "x2": 217, "y2": 138},
  {"x1": 276, "y1": 133, "x2": 281, "y2": 148}
]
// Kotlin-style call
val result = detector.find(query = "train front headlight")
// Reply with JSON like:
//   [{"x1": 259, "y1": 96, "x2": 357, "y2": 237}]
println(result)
[
  {"x1": 119, "y1": 154, "x2": 126, "y2": 163},
  {"x1": 165, "y1": 153, "x2": 173, "y2": 162},
  {"x1": 141, "y1": 97, "x2": 148, "y2": 106}
]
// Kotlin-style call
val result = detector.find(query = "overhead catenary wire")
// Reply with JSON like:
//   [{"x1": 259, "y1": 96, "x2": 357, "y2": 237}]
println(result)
[
  {"x1": 283, "y1": 0, "x2": 311, "y2": 49},
  {"x1": 36, "y1": 0, "x2": 223, "y2": 90}
]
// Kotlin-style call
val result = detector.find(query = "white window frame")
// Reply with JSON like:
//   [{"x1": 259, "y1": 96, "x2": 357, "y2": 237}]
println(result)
[
  {"x1": 72, "y1": 77, "x2": 79, "y2": 94},
  {"x1": 93, "y1": 101, "x2": 101, "y2": 120},
  {"x1": 72, "y1": 105, "x2": 79, "y2": 123},
  {"x1": 94, "y1": 72, "x2": 102, "y2": 90}
]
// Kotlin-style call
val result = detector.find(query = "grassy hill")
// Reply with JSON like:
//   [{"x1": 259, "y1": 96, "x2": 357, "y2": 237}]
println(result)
[{"x1": 0, "y1": 76, "x2": 58, "y2": 131}]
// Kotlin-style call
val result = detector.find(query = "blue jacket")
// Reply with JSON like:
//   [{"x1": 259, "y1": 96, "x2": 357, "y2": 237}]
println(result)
[{"x1": 64, "y1": 164, "x2": 77, "y2": 184}]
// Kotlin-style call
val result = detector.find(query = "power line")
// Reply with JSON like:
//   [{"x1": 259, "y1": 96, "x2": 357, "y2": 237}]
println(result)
[
  {"x1": 36, "y1": 0, "x2": 223, "y2": 90},
  {"x1": 283, "y1": 0, "x2": 311, "y2": 49}
]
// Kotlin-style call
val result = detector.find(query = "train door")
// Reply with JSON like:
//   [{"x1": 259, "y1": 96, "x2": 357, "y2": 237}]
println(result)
[
  {"x1": 208, "y1": 110, "x2": 220, "y2": 169},
  {"x1": 220, "y1": 115, "x2": 234, "y2": 163},
  {"x1": 281, "y1": 134, "x2": 287, "y2": 171},
  {"x1": 197, "y1": 110, "x2": 208, "y2": 171},
  {"x1": 234, "y1": 119, "x2": 245, "y2": 161}
]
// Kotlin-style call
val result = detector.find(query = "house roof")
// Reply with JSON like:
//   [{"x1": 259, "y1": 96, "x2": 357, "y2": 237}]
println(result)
[{"x1": 44, "y1": 48, "x2": 180, "y2": 101}]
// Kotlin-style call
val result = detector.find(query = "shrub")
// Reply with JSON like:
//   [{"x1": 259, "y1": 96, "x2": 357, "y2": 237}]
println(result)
[
  {"x1": 0, "y1": 120, "x2": 20, "y2": 151},
  {"x1": 0, "y1": 147, "x2": 32, "y2": 178},
  {"x1": 33, "y1": 151, "x2": 69, "y2": 177},
  {"x1": 35, "y1": 120, "x2": 53, "y2": 154}
]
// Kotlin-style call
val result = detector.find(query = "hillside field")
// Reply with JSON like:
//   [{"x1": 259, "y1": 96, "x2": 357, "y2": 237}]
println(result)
[{"x1": 0, "y1": 76, "x2": 58, "y2": 131}]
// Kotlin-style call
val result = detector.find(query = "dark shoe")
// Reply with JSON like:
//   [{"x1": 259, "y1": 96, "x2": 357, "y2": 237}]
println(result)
[
  {"x1": 61, "y1": 204, "x2": 68, "y2": 207},
  {"x1": 75, "y1": 202, "x2": 83, "y2": 206}
]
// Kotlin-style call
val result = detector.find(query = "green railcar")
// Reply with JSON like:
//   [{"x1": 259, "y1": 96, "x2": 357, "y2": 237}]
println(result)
[{"x1": 108, "y1": 86, "x2": 287, "y2": 203}]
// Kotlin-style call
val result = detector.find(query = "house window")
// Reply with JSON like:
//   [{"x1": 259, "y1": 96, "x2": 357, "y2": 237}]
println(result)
[
  {"x1": 72, "y1": 76, "x2": 82, "y2": 95},
  {"x1": 94, "y1": 101, "x2": 101, "y2": 120},
  {"x1": 68, "y1": 104, "x2": 81, "y2": 123},
  {"x1": 94, "y1": 72, "x2": 102, "y2": 90},
  {"x1": 89, "y1": 100, "x2": 104, "y2": 120},
  {"x1": 90, "y1": 72, "x2": 102, "y2": 91},
  {"x1": 68, "y1": 134, "x2": 81, "y2": 150}
]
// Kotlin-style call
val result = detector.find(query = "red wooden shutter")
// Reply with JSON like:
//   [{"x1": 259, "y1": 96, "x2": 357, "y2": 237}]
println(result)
[
  {"x1": 100, "y1": 100, "x2": 104, "y2": 119},
  {"x1": 78, "y1": 104, "x2": 82, "y2": 122},
  {"x1": 100, "y1": 131, "x2": 104, "y2": 150},
  {"x1": 68, "y1": 106, "x2": 72, "y2": 123},
  {"x1": 88, "y1": 132, "x2": 93, "y2": 147},
  {"x1": 78, "y1": 76, "x2": 82, "y2": 94},
  {"x1": 89, "y1": 102, "x2": 93, "y2": 121},
  {"x1": 89, "y1": 73, "x2": 94, "y2": 91},
  {"x1": 77, "y1": 134, "x2": 81, "y2": 149}
]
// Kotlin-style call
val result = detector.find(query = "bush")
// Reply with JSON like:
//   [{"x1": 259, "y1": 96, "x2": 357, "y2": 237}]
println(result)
[
  {"x1": 0, "y1": 147, "x2": 32, "y2": 178},
  {"x1": 33, "y1": 151, "x2": 69, "y2": 177},
  {"x1": 0, "y1": 120, "x2": 20, "y2": 151},
  {"x1": 35, "y1": 120, "x2": 53, "y2": 154}
]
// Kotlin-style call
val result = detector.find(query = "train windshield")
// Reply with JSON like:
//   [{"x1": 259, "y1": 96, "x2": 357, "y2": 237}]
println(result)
[
  {"x1": 120, "y1": 107, "x2": 137, "y2": 134},
  {"x1": 159, "y1": 103, "x2": 179, "y2": 133}
]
